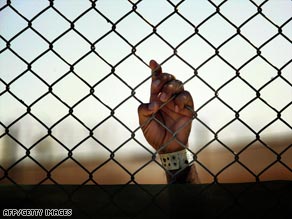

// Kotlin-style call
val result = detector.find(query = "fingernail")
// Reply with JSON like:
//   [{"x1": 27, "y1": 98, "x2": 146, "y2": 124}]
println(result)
[
  {"x1": 149, "y1": 60, "x2": 156, "y2": 68},
  {"x1": 160, "y1": 92, "x2": 167, "y2": 102}
]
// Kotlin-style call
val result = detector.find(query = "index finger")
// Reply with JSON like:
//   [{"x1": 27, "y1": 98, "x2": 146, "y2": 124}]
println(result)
[{"x1": 149, "y1": 59, "x2": 162, "y2": 81}]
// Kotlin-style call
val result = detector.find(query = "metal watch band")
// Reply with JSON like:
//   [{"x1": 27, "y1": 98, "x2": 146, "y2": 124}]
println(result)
[{"x1": 159, "y1": 149, "x2": 194, "y2": 171}]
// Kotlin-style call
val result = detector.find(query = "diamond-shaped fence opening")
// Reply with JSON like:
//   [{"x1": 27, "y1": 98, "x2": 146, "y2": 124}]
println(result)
[
  {"x1": 52, "y1": 72, "x2": 90, "y2": 106},
  {"x1": 0, "y1": 6, "x2": 27, "y2": 38},
  {"x1": 158, "y1": 14, "x2": 194, "y2": 47},
  {"x1": 53, "y1": 30, "x2": 90, "y2": 64},
  {"x1": 94, "y1": 32, "x2": 132, "y2": 64},
  {"x1": 74, "y1": 9, "x2": 112, "y2": 43},
  {"x1": 9, "y1": 71, "x2": 48, "y2": 105},
  {"x1": 0, "y1": 0, "x2": 292, "y2": 212},
  {"x1": 31, "y1": 94, "x2": 68, "y2": 127},
  {"x1": 261, "y1": 0, "x2": 292, "y2": 26},
  {"x1": 0, "y1": 50, "x2": 27, "y2": 82},
  {"x1": 261, "y1": 35, "x2": 292, "y2": 68},
  {"x1": 136, "y1": 34, "x2": 173, "y2": 63},
  {"x1": 32, "y1": 51, "x2": 69, "y2": 84},
  {"x1": 10, "y1": 28, "x2": 48, "y2": 63},
  {"x1": 117, "y1": 13, "x2": 153, "y2": 45},
  {"x1": 261, "y1": 78, "x2": 292, "y2": 111},
  {"x1": 95, "y1": 0, "x2": 132, "y2": 23},
  {"x1": 51, "y1": 115, "x2": 89, "y2": 150},
  {"x1": 220, "y1": 0, "x2": 258, "y2": 27},
  {"x1": 199, "y1": 13, "x2": 236, "y2": 47},
  {"x1": 220, "y1": 35, "x2": 257, "y2": 69},
  {"x1": 240, "y1": 56, "x2": 278, "y2": 89},
  {"x1": 136, "y1": 0, "x2": 174, "y2": 26},
  {"x1": 0, "y1": 93, "x2": 26, "y2": 125},
  {"x1": 198, "y1": 56, "x2": 235, "y2": 89},
  {"x1": 29, "y1": 136, "x2": 69, "y2": 170},
  {"x1": 219, "y1": 77, "x2": 256, "y2": 110},
  {"x1": 72, "y1": 138, "x2": 111, "y2": 167},
  {"x1": 241, "y1": 13, "x2": 278, "y2": 47},
  {"x1": 33, "y1": 8, "x2": 71, "y2": 42},
  {"x1": 178, "y1": 0, "x2": 216, "y2": 26},
  {"x1": 240, "y1": 98, "x2": 277, "y2": 132},
  {"x1": 73, "y1": 53, "x2": 111, "y2": 84},
  {"x1": 0, "y1": 134, "x2": 26, "y2": 169}
]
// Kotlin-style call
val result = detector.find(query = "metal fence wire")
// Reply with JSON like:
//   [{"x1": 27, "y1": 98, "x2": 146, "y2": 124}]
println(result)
[{"x1": 0, "y1": 0, "x2": 292, "y2": 188}]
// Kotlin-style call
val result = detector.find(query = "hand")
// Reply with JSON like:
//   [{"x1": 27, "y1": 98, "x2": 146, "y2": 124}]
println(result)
[{"x1": 138, "y1": 60, "x2": 195, "y2": 154}]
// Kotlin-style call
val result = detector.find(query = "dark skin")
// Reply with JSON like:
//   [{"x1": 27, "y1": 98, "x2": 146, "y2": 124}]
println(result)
[{"x1": 138, "y1": 60, "x2": 200, "y2": 184}]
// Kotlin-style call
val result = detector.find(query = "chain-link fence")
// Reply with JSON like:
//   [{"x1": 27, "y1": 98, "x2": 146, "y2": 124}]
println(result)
[
  {"x1": 1, "y1": 0, "x2": 292, "y2": 218},
  {"x1": 0, "y1": 0, "x2": 292, "y2": 187}
]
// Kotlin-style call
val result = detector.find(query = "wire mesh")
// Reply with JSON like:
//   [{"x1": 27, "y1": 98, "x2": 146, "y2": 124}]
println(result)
[{"x1": 0, "y1": 0, "x2": 291, "y2": 187}]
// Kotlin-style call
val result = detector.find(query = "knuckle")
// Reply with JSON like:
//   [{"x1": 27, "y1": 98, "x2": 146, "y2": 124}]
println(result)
[
  {"x1": 182, "y1": 90, "x2": 190, "y2": 96},
  {"x1": 138, "y1": 104, "x2": 146, "y2": 113},
  {"x1": 162, "y1": 79, "x2": 184, "y2": 93},
  {"x1": 173, "y1": 79, "x2": 184, "y2": 91},
  {"x1": 162, "y1": 82, "x2": 174, "y2": 92},
  {"x1": 161, "y1": 73, "x2": 174, "y2": 81},
  {"x1": 179, "y1": 91, "x2": 190, "y2": 101}
]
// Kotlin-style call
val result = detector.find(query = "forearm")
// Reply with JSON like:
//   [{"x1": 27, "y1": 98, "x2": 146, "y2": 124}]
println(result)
[{"x1": 165, "y1": 164, "x2": 200, "y2": 184}]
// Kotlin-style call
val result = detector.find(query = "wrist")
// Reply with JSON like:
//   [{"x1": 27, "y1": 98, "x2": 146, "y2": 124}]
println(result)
[
  {"x1": 158, "y1": 148, "x2": 199, "y2": 184},
  {"x1": 159, "y1": 148, "x2": 193, "y2": 171},
  {"x1": 157, "y1": 142, "x2": 189, "y2": 154}
]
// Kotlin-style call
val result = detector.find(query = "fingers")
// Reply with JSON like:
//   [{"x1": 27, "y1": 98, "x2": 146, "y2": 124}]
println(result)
[
  {"x1": 150, "y1": 60, "x2": 175, "y2": 97},
  {"x1": 138, "y1": 102, "x2": 159, "y2": 127},
  {"x1": 159, "y1": 79, "x2": 184, "y2": 103},
  {"x1": 148, "y1": 59, "x2": 194, "y2": 114},
  {"x1": 149, "y1": 60, "x2": 162, "y2": 80},
  {"x1": 174, "y1": 91, "x2": 194, "y2": 113},
  {"x1": 150, "y1": 73, "x2": 175, "y2": 97}
]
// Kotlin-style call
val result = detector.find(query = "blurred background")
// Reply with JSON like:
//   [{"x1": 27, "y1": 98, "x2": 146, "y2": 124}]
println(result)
[{"x1": 0, "y1": 0, "x2": 291, "y2": 184}]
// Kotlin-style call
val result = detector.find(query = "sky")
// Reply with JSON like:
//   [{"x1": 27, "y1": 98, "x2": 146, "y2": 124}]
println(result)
[{"x1": 0, "y1": 0, "x2": 291, "y2": 163}]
